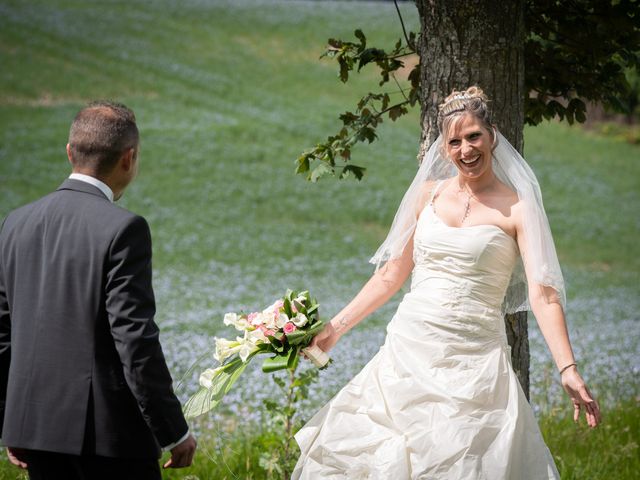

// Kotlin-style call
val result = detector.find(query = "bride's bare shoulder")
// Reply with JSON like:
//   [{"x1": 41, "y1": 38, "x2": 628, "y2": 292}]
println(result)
[
  {"x1": 494, "y1": 180, "x2": 519, "y2": 204},
  {"x1": 492, "y1": 181, "x2": 522, "y2": 227},
  {"x1": 507, "y1": 193, "x2": 526, "y2": 229}
]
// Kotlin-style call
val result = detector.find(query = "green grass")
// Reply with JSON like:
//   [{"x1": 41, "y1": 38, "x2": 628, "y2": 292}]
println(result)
[
  {"x1": 3, "y1": 400, "x2": 636, "y2": 480},
  {"x1": 170, "y1": 398, "x2": 640, "y2": 480},
  {"x1": 1, "y1": 0, "x2": 639, "y2": 478},
  {"x1": 541, "y1": 399, "x2": 640, "y2": 480}
]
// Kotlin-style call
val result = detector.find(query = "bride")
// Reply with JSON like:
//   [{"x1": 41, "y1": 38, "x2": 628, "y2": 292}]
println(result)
[{"x1": 293, "y1": 87, "x2": 600, "y2": 479}]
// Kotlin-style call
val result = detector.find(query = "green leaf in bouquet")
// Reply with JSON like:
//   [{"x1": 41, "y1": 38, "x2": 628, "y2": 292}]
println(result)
[
  {"x1": 292, "y1": 299, "x2": 305, "y2": 314},
  {"x1": 305, "y1": 320, "x2": 325, "y2": 338},
  {"x1": 306, "y1": 303, "x2": 319, "y2": 317},
  {"x1": 268, "y1": 335, "x2": 286, "y2": 353},
  {"x1": 183, "y1": 356, "x2": 250, "y2": 418},
  {"x1": 262, "y1": 352, "x2": 291, "y2": 373},
  {"x1": 283, "y1": 296, "x2": 294, "y2": 318},
  {"x1": 284, "y1": 329, "x2": 308, "y2": 345},
  {"x1": 254, "y1": 343, "x2": 272, "y2": 356},
  {"x1": 262, "y1": 346, "x2": 301, "y2": 373}
]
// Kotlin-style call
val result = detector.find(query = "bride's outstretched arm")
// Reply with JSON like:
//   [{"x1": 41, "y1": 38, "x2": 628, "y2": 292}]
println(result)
[
  {"x1": 515, "y1": 206, "x2": 601, "y2": 428},
  {"x1": 309, "y1": 183, "x2": 437, "y2": 354},
  {"x1": 308, "y1": 236, "x2": 415, "y2": 354}
]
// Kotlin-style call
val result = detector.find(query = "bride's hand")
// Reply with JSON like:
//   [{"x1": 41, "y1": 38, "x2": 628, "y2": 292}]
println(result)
[
  {"x1": 309, "y1": 322, "x2": 341, "y2": 354},
  {"x1": 561, "y1": 366, "x2": 601, "y2": 428}
]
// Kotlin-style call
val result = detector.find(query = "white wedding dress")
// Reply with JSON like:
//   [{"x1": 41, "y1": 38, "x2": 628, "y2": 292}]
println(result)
[{"x1": 293, "y1": 200, "x2": 560, "y2": 479}]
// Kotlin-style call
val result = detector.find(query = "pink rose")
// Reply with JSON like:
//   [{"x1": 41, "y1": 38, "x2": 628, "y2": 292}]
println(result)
[{"x1": 283, "y1": 322, "x2": 297, "y2": 335}]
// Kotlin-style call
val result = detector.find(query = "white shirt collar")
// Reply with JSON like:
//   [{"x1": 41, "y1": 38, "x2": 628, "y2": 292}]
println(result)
[{"x1": 68, "y1": 173, "x2": 114, "y2": 202}]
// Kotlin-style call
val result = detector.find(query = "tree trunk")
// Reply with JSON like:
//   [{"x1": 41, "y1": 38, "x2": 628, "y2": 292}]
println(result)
[
  {"x1": 505, "y1": 311, "x2": 530, "y2": 399},
  {"x1": 415, "y1": 0, "x2": 530, "y2": 398}
]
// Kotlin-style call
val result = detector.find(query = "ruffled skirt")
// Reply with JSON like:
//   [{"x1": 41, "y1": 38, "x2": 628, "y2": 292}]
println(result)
[{"x1": 293, "y1": 292, "x2": 559, "y2": 479}]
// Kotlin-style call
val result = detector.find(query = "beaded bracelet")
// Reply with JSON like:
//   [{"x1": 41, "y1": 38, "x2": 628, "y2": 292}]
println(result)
[{"x1": 559, "y1": 362, "x2": 577, "y2": 375}]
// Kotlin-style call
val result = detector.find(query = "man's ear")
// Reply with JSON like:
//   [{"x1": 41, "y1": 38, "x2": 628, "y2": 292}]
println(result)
[
  {"x1": 120, "y1": 148, "x2": 135, "y2": 172},
  {"x1": 66, "y1": 144, "x2": 73, "y2": 165}
]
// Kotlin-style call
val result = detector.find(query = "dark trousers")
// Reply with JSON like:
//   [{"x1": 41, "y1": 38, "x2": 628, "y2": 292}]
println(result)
[{"x1": 24, "y1": 449, "x2": 161, "y2": 480}]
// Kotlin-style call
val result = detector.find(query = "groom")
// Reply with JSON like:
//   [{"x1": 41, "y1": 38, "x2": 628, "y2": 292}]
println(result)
[{"x1": 0, "y1": 101, "x2": 196, "y2": 479}]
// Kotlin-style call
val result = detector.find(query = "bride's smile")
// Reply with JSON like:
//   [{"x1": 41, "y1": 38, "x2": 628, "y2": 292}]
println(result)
[
  {"x1": 446, "y1": 115, "x2": 494, "y2": 180},
  {"x1": 460, "y1": 154, "x2": 480, "y2": 165}
]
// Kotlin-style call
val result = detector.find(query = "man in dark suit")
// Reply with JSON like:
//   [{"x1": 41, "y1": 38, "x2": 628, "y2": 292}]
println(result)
[{"x1": 0, "y1": 101, "x2": 197, "y2": 479}]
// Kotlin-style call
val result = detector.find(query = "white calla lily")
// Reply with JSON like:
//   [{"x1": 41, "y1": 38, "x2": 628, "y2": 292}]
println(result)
[
  {"x1": 199, "y1": 366, "x2": 224, "y2": 388},
  {"x1": 292, "y1": 313, "x2": 308, "y2": 327},
  {"x1": 245, "y1": 328, "x2": 268, "y2": 345},
  {"x1": 238, "y1": 341, "x2": 259, "y2": 362},
  {"x1": 213, "y1": 337, "x2": 242, "y2": 363},
  {"x1": 224, "y1": 312, "x2": 250, "y2": 331}
]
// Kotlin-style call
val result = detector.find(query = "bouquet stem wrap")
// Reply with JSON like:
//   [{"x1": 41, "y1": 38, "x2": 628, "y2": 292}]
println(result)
[{"x1": 302, "y1": 345, "x2": 330, "y2": 368}]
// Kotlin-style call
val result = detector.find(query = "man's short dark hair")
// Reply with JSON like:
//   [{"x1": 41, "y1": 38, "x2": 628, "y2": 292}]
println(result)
[{"x1": 68, "y1": 101, "x2": 139, "y2": 176}]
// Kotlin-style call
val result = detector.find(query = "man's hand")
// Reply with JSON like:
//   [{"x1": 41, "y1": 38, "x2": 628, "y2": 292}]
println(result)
[
  {"x1": 163, "y1": 434, "x2": 197, "y2": 469},
  {"x1": 6, "y1": 447, "x2": 28, "y2": 469}
]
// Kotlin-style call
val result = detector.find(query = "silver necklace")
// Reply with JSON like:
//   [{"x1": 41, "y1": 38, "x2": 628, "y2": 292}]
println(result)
[
  {"x1": 457, "y1": 186, "x2": 473, "y2": 224},
  {"x1": 456, "y1": 177, "x2": 496, "y2": 224},
  {"x1": 460, "y1": 190, "x2": 472, "y2": 224}
]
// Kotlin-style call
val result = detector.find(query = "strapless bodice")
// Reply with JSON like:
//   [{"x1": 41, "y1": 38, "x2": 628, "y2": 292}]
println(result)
[{"x1": 411, "y1": 204, "x2": 519, "y2": 314}]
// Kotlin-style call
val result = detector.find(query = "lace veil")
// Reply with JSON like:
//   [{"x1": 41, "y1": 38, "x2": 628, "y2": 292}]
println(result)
[{"x1": 369, "y1": 131, "x2": 566, "y2": 314}]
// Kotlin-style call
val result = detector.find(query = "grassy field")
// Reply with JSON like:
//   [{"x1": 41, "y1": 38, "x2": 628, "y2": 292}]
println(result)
[
  {"x1": 172, "y1": 398, "x2": 640, "y2": 480},
  {"x1": 1, "y1": 0, "x2": 638, "y2": 478},
  {"x1": 4, "y1": 399, "x2": 637, "y2": 480}
]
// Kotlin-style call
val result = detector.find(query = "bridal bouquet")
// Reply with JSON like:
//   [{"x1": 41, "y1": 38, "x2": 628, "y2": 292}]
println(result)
[{"x1": 183, "y1": 289, "x2": 330, "y2": 418}]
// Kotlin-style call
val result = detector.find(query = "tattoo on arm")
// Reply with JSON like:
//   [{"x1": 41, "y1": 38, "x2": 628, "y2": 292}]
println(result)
[{"x1": 335, "y1": 315, "x2": 349, "y2": 334}]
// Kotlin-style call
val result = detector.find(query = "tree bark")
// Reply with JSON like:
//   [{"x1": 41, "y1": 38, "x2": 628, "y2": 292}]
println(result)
[
  {"x1": 415, "y1": 0, "x2": 530, "y2": 398},
  {"x1": 505, "y1": 311, "x2": 530, "y2": 399}
]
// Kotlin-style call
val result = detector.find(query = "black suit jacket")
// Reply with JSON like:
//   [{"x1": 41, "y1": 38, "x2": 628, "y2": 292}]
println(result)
[{"x1": 0, "y1": 179, "x2": 188, "y2": 458}]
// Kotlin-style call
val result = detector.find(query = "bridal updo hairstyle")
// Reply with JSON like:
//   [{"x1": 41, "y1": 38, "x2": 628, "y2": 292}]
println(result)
[{"x1": 437, "y1": 86, "x2": 494, "y2": 145}]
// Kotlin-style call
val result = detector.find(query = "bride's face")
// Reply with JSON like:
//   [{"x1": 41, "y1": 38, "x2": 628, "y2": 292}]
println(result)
[{"x1": 445, "y1": 114, "x2": 494, "y2": 180}]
